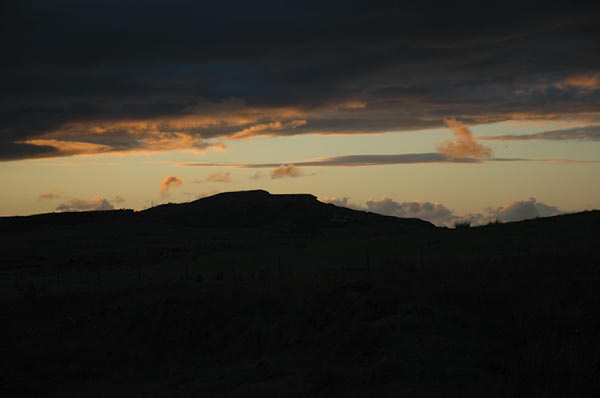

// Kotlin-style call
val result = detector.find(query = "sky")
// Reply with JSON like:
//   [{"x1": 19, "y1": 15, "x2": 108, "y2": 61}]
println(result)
[{"x1": 1, "y1": 1, "x2": 600, "y2": 226}]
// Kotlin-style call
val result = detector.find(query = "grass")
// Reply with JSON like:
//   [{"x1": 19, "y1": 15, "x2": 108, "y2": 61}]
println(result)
[{"x1": 1, "y1": 211, "x2": 600, "y2": 396}]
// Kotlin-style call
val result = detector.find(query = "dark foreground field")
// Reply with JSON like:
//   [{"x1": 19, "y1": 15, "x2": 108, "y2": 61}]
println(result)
[{"x1": 1, "y1": 192, "x2": 599, "y2": 397}]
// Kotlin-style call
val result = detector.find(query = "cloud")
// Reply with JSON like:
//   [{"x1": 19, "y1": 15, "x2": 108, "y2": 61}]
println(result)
[
  {"x1": 2, "y1": 3, "x2": 600, "y2": 161},
  {"x1": 437, "y1": 119, "x2": 492, "y2": 159},
  {"x1": 271, "y1": 164, "x2": 303, "y2": 179},
  {"x1": 538, "y1": 158, "x2": 600, "y2": 164},
  {"x1": 182, "y1": 153, "x2": 490, "y2": 168},
  {"x1": 182, "y1": 150, "x2": 596, "y2": 168},
  {"x1": 205, "y1": 172, "x2": 231, "y2": 183},
  {"x1": 12, "y1": 134, "x2": 227, "y2": 160},
  {"x1": 249, "y1": 171, "x2": 267, "y2": 180},
  {"x1": 55, "y1": 196, "x2": 114, "y2": 212},
  {"x1": 159, "y1": 175, "x2": 183, "y2": 196},
  {"x1": 321, "y1": 197, "x2": 364, "y2": 210},
  {"x1": 445, "y1": 198, "x2": 564, "y2": 226},
  {"x1": 39, "y1": 191, "x2": 61, "y2": 200},
  {"x1": 485, "y1": 197, "x2": 562, "y2": 222},
  {"x1": 366, "y1": 198, "x2": 457, "y2": 226},
  {"x1": 231, "y1": 120, "x2": 307, "y2": 140},
  {"x1": 21, "y1": 139, "x2": 113, "y2": 157},
  {"x1": 323, "y1": 195, "x2": 564, "y2": 226},
  {"x1": 113, "y1": 195, "x2": 126, "y2": 203},
  {"x1": 481, "y1": 125, "x2": 600, "y2": 141},
  {"x1": 555, "y1": 73, "x2": 600, "y2": 91}
]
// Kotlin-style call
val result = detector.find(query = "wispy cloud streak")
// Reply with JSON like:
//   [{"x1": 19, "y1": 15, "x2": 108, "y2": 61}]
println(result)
[
  {"x1": 480, "y1": 125, "x2": 600, "y2": 141},
  {"x1": 181, "y1": 153, "x2": 530, "y2": 168}
]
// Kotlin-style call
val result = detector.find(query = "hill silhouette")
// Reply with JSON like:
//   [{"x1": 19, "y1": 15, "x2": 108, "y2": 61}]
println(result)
[
  {"x1": 142, "y1": 189, "x2": 434, "y2": 231},
  {"x1": 0, "y1": 189, "x2": 435, "y2": 233}
]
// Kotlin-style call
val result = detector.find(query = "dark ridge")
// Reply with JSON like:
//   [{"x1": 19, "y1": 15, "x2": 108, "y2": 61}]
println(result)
[
  {"x1": 0, "y1": 190, "x2": 435, "y2": 233},
  {"x1": 0, "y1": 209, "x2": 135, "y2": 232},
  {"x1": 141, "y1": 189, "x2": 434, "y2": 232}
]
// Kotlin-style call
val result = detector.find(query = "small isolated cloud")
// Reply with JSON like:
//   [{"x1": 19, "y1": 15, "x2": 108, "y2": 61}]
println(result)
[
  {"x1": 113, "y1": 195, "x2": 126, "y2": 203},
  {"x1": 366, "y1": 198, "x2": 456, "y2": 226},
  {"x1": 205, "y1": 171, "x2": 231, "y2": 183},
  {"x1": 39, "y1": 191, "x2": 61, "y2": 200},
  {"x1": 271, "y1": 164, "x2": 303, "y2": 179},
  {"x1": 250, "y1": 171, "x2": 267, "y2": 180},
  {"x1": 56, "y1": 196, "x2": 114, "y2": 212},
  {"x1": 437, "y1": 119, "x2": 492, "y2": 159},
  {"x1": 159, "y1": 175, "x2": 183, "y2": 196}
]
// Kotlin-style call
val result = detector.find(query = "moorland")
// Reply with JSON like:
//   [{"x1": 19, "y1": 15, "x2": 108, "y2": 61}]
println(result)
[{"x1": 1, "y1": 190, "x2": 599, "y2": 397}]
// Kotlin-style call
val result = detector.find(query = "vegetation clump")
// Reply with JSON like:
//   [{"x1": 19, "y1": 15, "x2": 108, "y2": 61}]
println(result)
[{"x1": 454, "y1": 220, "x2": 472, "y2": 229}]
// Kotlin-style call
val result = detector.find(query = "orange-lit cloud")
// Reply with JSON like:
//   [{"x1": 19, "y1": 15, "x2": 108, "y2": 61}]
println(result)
[
  {"x1": 230, "y1": 120, "x2": 307, "y2": 140},
  {"x1": 555, "y1": 73, "x2": 600, "y2": 91},
  {"x1": 159, "y1": 175, "x2": 183, "y2": 196},
  {"x1": 271, "y1": 164, "x2": 303, "y2": 179},
  {"x1": 55, "y1": 196, "x2": 114, "y2": 212},
  {"x1": 205, "y1": 172, "x2": 231, "y2": 183},
  {"x1": 437, "y1": 119, "x2": 492, "y2": 159},
  {"x1": 22, "y1": 139, "x2": 113, "y2": 157},
  {"x1": 20, "y1": 133, "x2": 226, "y2": 158},
  {"x1": 137, "y1": 132, "x2": 226, "y2": 153},
  {"x1": 5, "y1": 101, "x2": 599, "y2": 162}
]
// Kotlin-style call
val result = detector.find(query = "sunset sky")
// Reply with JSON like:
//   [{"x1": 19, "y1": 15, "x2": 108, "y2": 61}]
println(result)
[{"x1": 1, "y1": 2, "x2": 599, "y2": 225}]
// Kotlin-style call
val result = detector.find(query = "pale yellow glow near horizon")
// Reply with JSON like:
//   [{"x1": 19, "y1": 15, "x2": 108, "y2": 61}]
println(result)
[{"x1": 1, "y1": 120, "x2": 599, "y2": 217}]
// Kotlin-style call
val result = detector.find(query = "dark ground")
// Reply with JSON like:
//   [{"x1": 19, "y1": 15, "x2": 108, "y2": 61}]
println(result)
[{"x1": 1, "y1": 191, "x2": 599, "y2": 397}]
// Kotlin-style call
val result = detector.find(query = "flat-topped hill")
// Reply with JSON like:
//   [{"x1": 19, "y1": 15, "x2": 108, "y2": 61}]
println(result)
[{"x1": 0, "y1": 190, "x2": 435, "y2": 233}]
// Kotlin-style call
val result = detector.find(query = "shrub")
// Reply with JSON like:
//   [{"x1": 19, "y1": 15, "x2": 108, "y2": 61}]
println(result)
[{"x1": 454, "y1": 220, "x2": 471, "y2": 229}]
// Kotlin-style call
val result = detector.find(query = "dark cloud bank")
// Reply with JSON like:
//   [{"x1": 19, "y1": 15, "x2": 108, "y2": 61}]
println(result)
[{"x1": 1, "y1": 2, "x2": 600, "y2": 160}]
